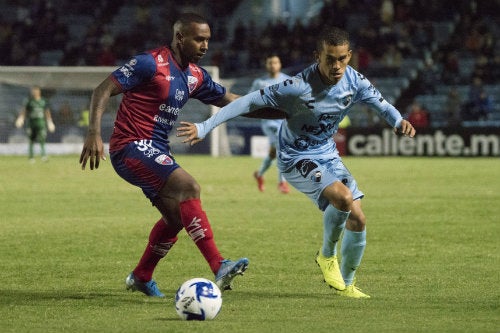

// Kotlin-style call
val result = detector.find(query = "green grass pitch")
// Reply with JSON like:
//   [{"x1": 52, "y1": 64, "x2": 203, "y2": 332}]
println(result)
[{"x1": 0, "y1": 155, "x2": 498, "y2": 332}]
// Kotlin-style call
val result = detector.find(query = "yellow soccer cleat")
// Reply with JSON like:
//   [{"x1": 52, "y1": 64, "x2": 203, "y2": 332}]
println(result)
[
  {"x1": 315, "y1": 251, "x2": 346, "y2": 291},
  {"x1": 336, "y1": 283, "x2": 371, "y2": 299}
]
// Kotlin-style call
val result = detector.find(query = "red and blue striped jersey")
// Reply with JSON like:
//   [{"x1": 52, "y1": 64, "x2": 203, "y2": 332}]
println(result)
[{"x1": 109, "y1": 46, "x2": 225, "y2": 152}]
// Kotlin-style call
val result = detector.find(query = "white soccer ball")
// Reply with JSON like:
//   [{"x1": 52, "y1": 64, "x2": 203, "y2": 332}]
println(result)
[{"x1": 175, "y1": 278, "x2": 222, "y2": 320}]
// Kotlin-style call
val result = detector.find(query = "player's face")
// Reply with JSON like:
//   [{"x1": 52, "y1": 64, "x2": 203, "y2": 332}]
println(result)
[
  {"x1": 265, "y1": 56, "x2": 282, "y2": 76},
  {"x1": 31, "y1": 87, "x2": 41, "y2": 99},
  {"x1": 316, "y1": 42, "x2": 352, "y2": 85},
  {"x1": 179, "y1": 22, "x2": 211, "y2": 63}
]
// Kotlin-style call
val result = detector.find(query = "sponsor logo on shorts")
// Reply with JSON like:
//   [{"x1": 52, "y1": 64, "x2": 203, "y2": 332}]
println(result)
[
  {"x1": 295, "y1": 159, "x2": 318, "y2": 178},
  {"x1": 155, "y1": 154, "x2": 173, "y2": 165}
]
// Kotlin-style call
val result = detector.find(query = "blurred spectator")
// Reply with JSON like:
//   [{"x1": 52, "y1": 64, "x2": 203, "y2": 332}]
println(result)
[
  {"x1": 418, "y1": 58, "x2": 439, "y2": 94},
  {"x1": 56, "y1": 100, "x2": 75, "y2": 127},
  {"x1": 381, "y1": 43, "x2": 402, "y2": 76},
  {"x1": 467, "y1": 76, "x2": 484, "y2": 104},
  {"x1": 463, "y1": 89, "x2": 494, "y2": 121},
  {"x1": 96, "y1": 45, "x2": 117, "y2": 66},
  {"x1": 445, "y1": 87, "x2": 462, "y2": 127},
  {"x1": 78, "y1": 107, "x2": 89, "y2": 128},
  {"x1": 464, "y1": 27, "x2": 484, "y2": 55},
  {"x1": 406, "y1": 100, "x2": 430, "y2": 129},
  {"x1": 472, "y1": 54, "x2": 496, "y2": 84},
  {"x1": 231, "y1": 21, "x2": 247, "y2": 50},
  {"x1": 380, "y1": 0, "x2": 394, "y2": 25},
  {"x1": 353, "y1": 46, "x2": 373, "y2": 72},
  {"x1": 396, "y1": 25, "x2": 416, "y2": 57},
  {"x1": 462, "y1": 77, "x2": 493, "y2": 121},
  {"x1": 441, "y1": 51, "x2": 460, "y2": 85},
  {"x1": 135, "y1": 0, "x2": 152, "y2": 26}
]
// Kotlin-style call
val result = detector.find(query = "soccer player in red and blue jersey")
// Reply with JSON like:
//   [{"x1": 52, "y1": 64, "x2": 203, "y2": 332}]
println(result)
[{"x1": 79, "y1": 13, "x2": 248, "y2": 297}]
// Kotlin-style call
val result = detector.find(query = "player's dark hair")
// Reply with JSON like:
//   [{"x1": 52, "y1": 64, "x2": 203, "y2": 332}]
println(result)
[
  {"x1": 316, "y1": 27, "x2": 350, "y2": 52},
  {"x1": 175, "y1": 13, "x2": 208, "y2": 28},
  {"x1": 265, "y1": 52, "x2": 280, "y2": 60}
]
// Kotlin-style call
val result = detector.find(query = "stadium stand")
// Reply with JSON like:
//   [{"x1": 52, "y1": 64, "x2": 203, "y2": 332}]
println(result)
[{"x1": 0, "y1": 0, "x2": 498, "y2": 131}]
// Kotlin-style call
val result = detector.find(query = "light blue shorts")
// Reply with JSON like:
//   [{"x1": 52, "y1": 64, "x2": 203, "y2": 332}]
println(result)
[{"x1": 281, "y1": 156, "x2": 364, "y2": 211}]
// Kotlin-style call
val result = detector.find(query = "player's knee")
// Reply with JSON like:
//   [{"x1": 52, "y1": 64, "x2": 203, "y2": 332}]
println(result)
[
  {"x1": 348, "y1": 211, "x2": 366, "y2": 231},
  {"x1": 323, "y1": 183, "x2": 353, "y2": 212},
  {"x1": 179, "y1": 179, "x2": 201, "y2": 200},
  {"x1": 334, "y1": 191, "x2": 353, "y2": 212}
]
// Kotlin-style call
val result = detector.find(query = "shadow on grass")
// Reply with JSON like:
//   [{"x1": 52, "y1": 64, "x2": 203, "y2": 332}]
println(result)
[{"x1": 0, "y1": 288, "x2": 176, "y2": 305}]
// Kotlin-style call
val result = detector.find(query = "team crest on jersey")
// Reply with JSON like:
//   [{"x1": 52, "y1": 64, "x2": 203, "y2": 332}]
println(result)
[
  {"x1": 187, "y1": 75, "x2": 198, "y2": 93},
  {"x1": 294, "y1": 135, "x2": 310, "y2": 150},
  {"x1": 128, "y1": 58, "x2": 137, "y2": 66},
  {"x1": 155, "y1": 154, "x2": 173, "y2": 166},
  {"x1": 341, "y1": 94, "x2": 353, "y2": 106}
]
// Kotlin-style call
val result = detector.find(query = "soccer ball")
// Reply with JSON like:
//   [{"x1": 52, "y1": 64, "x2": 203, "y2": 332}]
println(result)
[{"x1": 174, "y1": 278, "x2": 222, "y2": 320}]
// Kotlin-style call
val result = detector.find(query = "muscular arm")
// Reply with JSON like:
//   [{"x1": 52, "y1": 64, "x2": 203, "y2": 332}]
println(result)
[
  {"x1": 79, "y1": 76, "x2": 122, "y2": 170},
  {"x1": 88, "y1": 76, "x2": 122, "y2": 136},
  {"x1": 211, "y1": 91, "x2": 240, "y2": 108},
  {"x1": 178, "y1": 89, "x2": 282, "y2": 145}
]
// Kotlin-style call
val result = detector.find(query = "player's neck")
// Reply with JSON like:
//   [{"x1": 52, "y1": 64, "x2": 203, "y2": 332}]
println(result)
[
  {"x1": 170, "y1": 45, "x2": 189, "y2": 70},
  {"x1": 269, "y1": 72, "x2": 280, "y2": 79}
]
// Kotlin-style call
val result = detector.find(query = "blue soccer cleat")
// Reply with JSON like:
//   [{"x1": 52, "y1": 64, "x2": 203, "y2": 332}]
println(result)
[
  {"x1": 125, "y1": 272, "x2": 165, "y2": 297},
  {"x1": 215, "y1": 258, "x2": 249, "y2": 291}
]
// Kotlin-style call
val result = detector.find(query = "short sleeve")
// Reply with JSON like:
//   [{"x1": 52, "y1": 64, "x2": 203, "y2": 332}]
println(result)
[
  {"x1": 189, "y1": 67, "x2": 226, "y2": 104},
  {"x1": 111, "y1": 54, "x2": 157, "y2": 91}
]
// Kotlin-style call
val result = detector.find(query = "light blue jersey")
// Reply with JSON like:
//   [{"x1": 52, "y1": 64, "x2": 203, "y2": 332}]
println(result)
[
  {"x1": 249, "y1": 72, "x2": 291, "y2": 146},
  {"x1": 196, "y1": 63, "x2": 404, "y2": 209}
]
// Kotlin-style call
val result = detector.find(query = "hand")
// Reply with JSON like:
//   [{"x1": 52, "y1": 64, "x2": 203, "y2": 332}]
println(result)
[
  {"x1": 47, "y1": 119, "x2": 55, "y2": 133},
  {"x1": 15, "y1": 116, "x2": 24, "y2": 128},
  {"x1": 177, "y1": 121, "x2": 203, "y2": 146},
  {"x1": 394, "y1": 120, "x2": 416, "y2": 138},
  {"x1": 79, "y1": 132, "x2": 106, "y2": 170}
]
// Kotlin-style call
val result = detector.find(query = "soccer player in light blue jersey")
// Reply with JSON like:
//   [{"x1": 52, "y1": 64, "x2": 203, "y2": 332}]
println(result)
[
  {"x1": 178, "y1": 27, "x2": 416, "y2": 298},
  {"x1": 250, "y1": 54, "x2": 291, "y2": 194}
]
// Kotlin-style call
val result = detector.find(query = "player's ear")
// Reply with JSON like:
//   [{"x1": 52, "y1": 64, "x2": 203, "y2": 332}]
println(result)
[
  {"x1": 346, "y1": 49, "x2": 353, "y2": 63},
  {"x1": 313, "y1": 50, "x2": 320, "y2": 63},
  {"x1": 176, "y1": 32, "x2": 184, "y2": 44}
]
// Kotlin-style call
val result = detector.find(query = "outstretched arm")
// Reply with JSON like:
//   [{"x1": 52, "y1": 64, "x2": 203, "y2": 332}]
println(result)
[
  {"x1": 177, "y1": 90, "x2": 275, "y2": 145},
  {"x1": 177, "y1": 105, "x2": 288, "y2": 146},
  {"x1": 79, "y1": 76, "x2": 121, "y2": 170},
  {"x1": 396, "y1": 119, "x2": 416, "y2": 137}
]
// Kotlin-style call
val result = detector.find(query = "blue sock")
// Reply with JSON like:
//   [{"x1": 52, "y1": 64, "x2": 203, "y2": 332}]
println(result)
[
  {"x1": 340, "y1": 229, "x2": 366, "y2": 285},
  {"x1": 321, "y1": 205, "x2": 349, "y2": 258},
  {"x1": 258, "y1": 156, "x2": 273, "y2": 176}
]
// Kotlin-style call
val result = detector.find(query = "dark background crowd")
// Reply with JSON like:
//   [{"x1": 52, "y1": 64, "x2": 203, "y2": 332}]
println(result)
[{"x1": 0, "y1": 0, "x2": 499, "y2": 128}]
